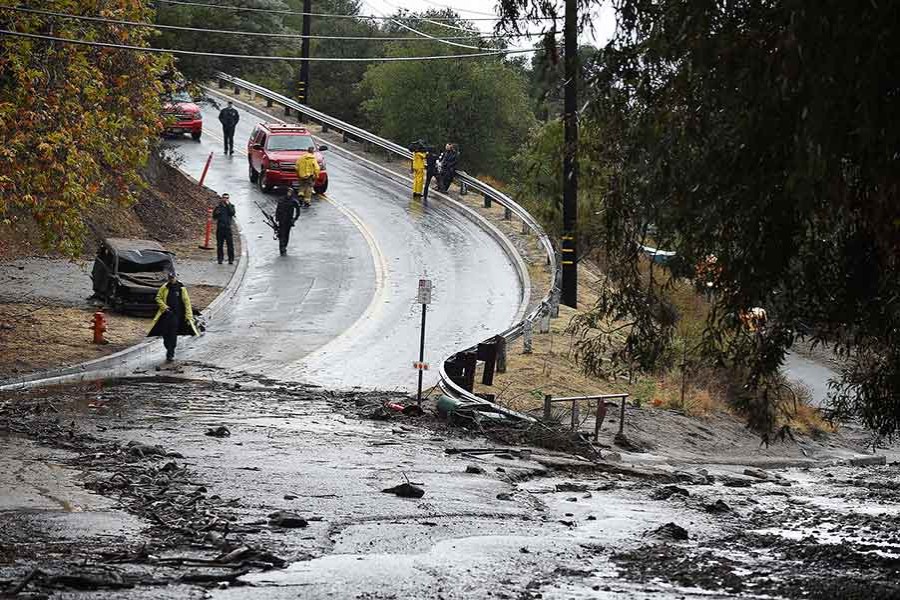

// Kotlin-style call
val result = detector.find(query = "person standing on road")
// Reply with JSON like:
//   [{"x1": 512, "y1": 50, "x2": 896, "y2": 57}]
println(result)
[
  {"x1": 410, "y1": 140, "x2": 427, "y2": 199},
  {"x1": 295, "y1": 146, "x2": 320, "y2": 207},
  {"x1": 275, "y1": 189, "x2": 303, "y2": 256},
  {"x1": 148, "y1": 271, "x2": 199, "y2": 362},
  {"x1": 212, "y1": 193, "x2": 236, "y2": 265},
  {"x1": 438, "y1": 143, "x2": 459, "y2": 192},
  {"x1": 422, "y1": 145, "x2": 439, "y2": 203},
  {"x1": 218, "y1": 101, "x2": 240, "y2": 155}
]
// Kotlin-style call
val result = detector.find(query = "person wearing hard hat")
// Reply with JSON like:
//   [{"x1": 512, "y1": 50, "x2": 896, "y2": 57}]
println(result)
[
  {"x1": 147, "y1": 271, "x2": 199, "y2": 362},
  {"x1": 410, "y1": 140, "x2": 427, "y2": 199},
  {"x1": 295, "y1": 146, "x2": 321, "y2": 207}
]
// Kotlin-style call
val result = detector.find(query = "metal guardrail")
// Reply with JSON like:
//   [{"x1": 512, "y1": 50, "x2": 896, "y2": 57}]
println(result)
[{"x1": 215, "y1": 73, "x2": 561, "y2": 414}]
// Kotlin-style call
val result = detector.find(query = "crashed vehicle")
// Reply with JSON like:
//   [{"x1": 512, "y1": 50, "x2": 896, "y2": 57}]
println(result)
[{"x1": 91, "y1": 238, "x2": 175, "y2": 316}]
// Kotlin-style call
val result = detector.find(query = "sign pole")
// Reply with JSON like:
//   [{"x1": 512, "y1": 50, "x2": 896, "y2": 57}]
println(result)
[
  {"x1": 417, "y1": 303, "x2": 427, "y2": 406},
  {"x1": 415, "y1": 278, "x2": 432, "y2": 406}
]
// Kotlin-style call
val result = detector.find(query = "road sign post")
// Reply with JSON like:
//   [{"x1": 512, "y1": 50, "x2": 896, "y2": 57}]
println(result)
[{"x1": 416, "y1": 279, "x2": 432, "y2": 405}]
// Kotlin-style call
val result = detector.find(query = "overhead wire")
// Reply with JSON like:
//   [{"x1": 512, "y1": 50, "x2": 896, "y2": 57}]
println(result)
[
  {"x1": 0, "y1": 28, "x2": 536, "y2": 61},
  {"x1": 418, "y1": 0, "x2": 498, "y2": 18},
  {"x1": 0, "y1": 5, "x2": 534, "y2": 42},
  {"x1": 149, "y1": 0, "x2": 555, "y2": 21}
]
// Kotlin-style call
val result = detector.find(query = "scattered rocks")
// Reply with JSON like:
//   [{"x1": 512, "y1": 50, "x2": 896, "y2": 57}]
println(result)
[
  {"x1": 382, "y1": 482, "x2": 425, "y2": 499},
  {"x1": 705, "y1": 499, "x2": 732, "y2": 513},
  {"x1": 205, "y1": 426, "x2": 231, "y2": 438},
  {"x1": 721, "y1": 475, "x2": 754, "y2": 488},
  {"x1": 743, "y1": 468, "x2": 769, "y2": 480},
  {"x1": 848, "y1": 455, "x2": 887, "y2": 467},
  {"x1": 650, "y1": 485, "x2": 690, "y2": 500},
  {"x1": 556, "y1": 482, "x2": 588, "y2": 493},
  {"x1": 496, "y1": 492, "x2": 514, "y2": 501},
  {"x1": 652, "y1": 522, "x2": 689, "y2": 541},
  {"x1": 466, "y1": 465, "x2": 485, "y2": 474},
  {"x1": 267, "y1": 510, "x2": 308, "y2": 528}
]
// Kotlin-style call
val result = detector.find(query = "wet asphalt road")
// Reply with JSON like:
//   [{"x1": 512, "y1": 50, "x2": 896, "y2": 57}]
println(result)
[{"x1": 169, "y1": 99, "x2": 522, "y2": 390}]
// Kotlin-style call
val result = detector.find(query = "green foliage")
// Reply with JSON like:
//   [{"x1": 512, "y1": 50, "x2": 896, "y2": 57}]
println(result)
[
  {"x1": 512, "y1": 118, "x2": 605, "y2": 258},
  {"x1": 283, "y1": 0, "x2": 381, "y2": 124},
  {"x1": 0, "y1": 0, "x2": 173, "y2": 257},
  {"x1": 360, "y1": 13, "x2": 536, "y2": 179},
  {"x1": 153, "y1": 0, "x2": 289, "y2": 81},
  {"x1": 572, "y1": 1, "x2": 900, "y2": 435}
]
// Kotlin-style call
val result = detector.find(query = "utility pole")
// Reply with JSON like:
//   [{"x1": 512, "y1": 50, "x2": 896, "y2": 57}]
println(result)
[
  {"x1": 561, "y1": 0, "x2": 578, "y2": 307},
  {"x1": 298, "y1": 0, "x2": 312, "y2": 104}
]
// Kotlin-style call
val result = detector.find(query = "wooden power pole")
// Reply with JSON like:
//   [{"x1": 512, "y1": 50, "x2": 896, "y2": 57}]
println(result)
[
  {"x1": 299, "y1": 0, "x2": 312, "y2": 104},
  {"x1": 561, "y1": 0, "x2": 578, "y2": 307}
]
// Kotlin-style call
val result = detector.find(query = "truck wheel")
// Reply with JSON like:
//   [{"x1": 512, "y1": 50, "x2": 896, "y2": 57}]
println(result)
[
  {"x1": 258, "y1": 169, "x2": 272, "y2": 193},
  {"x1": 191, "y1": 131, "x2": 202, "y2": 141},
  {"x1": 249, "y1": 163, "x2": 259, "y2": 183}
]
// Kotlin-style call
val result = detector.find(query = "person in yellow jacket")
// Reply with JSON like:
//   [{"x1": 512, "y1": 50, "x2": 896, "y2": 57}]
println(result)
[
  {"x1": 147, "y1": 271, "x2": 199, "y2": 362},
  {"x1": 410, "y1": 140, "x2": 427, "y2": 198},
  {"x1": 295, "y1": 146, "x2": 321, "y2": 207}
]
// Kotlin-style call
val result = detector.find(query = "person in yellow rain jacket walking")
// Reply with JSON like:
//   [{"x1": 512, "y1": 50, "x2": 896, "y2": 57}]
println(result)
[
  {"x1": 410, "y1": 140, "x2": 427, "y2": 198},
  {"x1": 147, "y1": 271, "x2": 199, "y2": 362},
  {"x1": 295, "y1": 146, "x2": 321, "y2": 207}
]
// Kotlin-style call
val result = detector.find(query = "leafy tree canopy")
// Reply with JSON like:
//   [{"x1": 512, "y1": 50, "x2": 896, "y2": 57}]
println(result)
[
  {"x1": 499, "y1": 0, "x2": 900, "y2": 436},
  {"x1": 361, "y1": 11, "x2": 536, "y2": 179},
  {"x1": 0, "y1": 0, "x2": 173, "y2": 256}
]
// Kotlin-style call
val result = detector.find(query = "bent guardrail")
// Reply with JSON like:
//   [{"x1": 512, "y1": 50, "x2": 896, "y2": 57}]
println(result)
[{"x1": 216, "y1": 73, "x2": 560, "y2": 418}]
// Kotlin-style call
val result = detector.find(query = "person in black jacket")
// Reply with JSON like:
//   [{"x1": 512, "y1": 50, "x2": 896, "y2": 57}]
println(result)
[
  {"x1": 212, "y1": 193, "x2": 235, "y2": 265},
  {"x1": 275, "y1": 189, "x2": 302, "y2": 256},
  {"x1": 218, "y1": 101, "x2": 240, "y2": 155},
  {"x1": 438, "y1": 143, "x2": 459, "y2": 192},
  {"x1": 422, "y1": 145, "x2": 439, "y2": 203}
]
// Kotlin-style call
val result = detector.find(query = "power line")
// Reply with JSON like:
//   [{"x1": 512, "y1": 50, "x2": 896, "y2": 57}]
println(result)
[
  {"x1": 0, "y1": 5, "x2": 533, "y2": 42},
  {"x1": 419, "y1": 0, "x2": 497, "y2": 18},
  {"x1": 150, "y1": 0, "x2": 554, "y2": 21},
  {"x1": 0, "y1": 28, "x2": 535, "y2": 61}
]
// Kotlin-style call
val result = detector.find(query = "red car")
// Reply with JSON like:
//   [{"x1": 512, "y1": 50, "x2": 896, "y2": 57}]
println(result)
[
  {"x1": 162, "y1": 91, "x2": 202, "y2": 141},
  {"x1": 247, "y1": 123, "x2": 328, "y2": 194}
]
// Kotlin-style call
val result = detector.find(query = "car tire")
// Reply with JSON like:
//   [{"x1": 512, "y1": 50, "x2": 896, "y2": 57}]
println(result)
[
  {"x1": 314, "y1": 180, "x2": 328, "y2": 195},
  {"x1": 258, "y1": 168, "x2": 272, "y2": 193},
  {"x1": 249, "y1": 163, "x2": 259, "y2": 183},
  {"x1": 191, "y1": 131, "x2": 201, "y2": 141}
]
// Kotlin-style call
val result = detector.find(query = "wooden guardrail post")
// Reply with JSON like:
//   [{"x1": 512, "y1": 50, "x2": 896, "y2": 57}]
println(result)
[
  {"x1": 544, "y1": 394, "x2": 552, "y2": 421},
  {"x1": 483, "y1": 193, "x2": 491, "y2": 208},
  {"x1": 504, "y1": 207, "x2": 512, "y2": 220},
  {"x1": 218, "y1": 79, "x2": 226, "y2": 89},
  {"x1": 266, "y1": 98, "x2": 274, "y2": 108},
  {"x1": 496, "y1": 336, "x2": 507, "y2": 373},
  {"x1": 233, "y1": 86, "x2": 241, "y2": 95}
]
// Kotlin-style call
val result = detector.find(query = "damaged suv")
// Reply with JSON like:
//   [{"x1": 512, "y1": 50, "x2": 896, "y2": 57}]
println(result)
[{"x1": 90, "y1": 238, "x2": 175, "y2": 316}]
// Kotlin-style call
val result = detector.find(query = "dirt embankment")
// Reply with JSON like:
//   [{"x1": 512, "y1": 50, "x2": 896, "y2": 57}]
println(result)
[{"x1": 0, "y1": 150, "x2": 235, "y2": 380}]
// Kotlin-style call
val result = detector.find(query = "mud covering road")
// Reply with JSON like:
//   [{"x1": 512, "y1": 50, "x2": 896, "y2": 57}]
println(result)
[{"x1": 3, "y1": 377, "x2": 899, "y2": 599}]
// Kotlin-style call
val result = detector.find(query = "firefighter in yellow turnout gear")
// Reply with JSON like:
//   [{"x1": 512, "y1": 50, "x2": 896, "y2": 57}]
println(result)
[
  {"x1": 411, "y1": 140, "x2": 427, "y2": 198},
  {"x1": 295, "y1": 146, "x2": 321, "y2": 206}
]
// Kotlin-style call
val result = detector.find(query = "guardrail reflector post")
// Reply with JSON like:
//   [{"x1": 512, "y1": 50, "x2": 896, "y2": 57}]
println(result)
[
  {"x1": 322, "y1": 122, "x2": 329, "y2": 133},
  {"x1": 385, "y1": 150, "x2": 392, "y2": 163},
  {"x1": 521, "y1": 219, "x2": 529, "y2": 234},
  {"x1": 523, "y1": 320, "x2": 533, "y2": 354},
  {"x1": 483, "y1": 193, "x2": 491, "y2": 208},
  {"x1": 571, "y1": 399, "x2": 580, "y2": 430},
  {"x1": 550, "y1": 290, "x2": 560, "y2": 318},
  {"x1": 342, "y1": 132, "x2": 350, "y2": 143},
  {"x1": 460, "y1": 182, "x2": 468, "y2": 196},
  {"x1": 266, "y1": 99, "x2": 274, "y2": 108},
  {"x1": 504, "y1": 207, "x2": 512, "y2": 220},
  {"x1": 538, "y1": 311, "x2": 551, "y2": 334}
]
